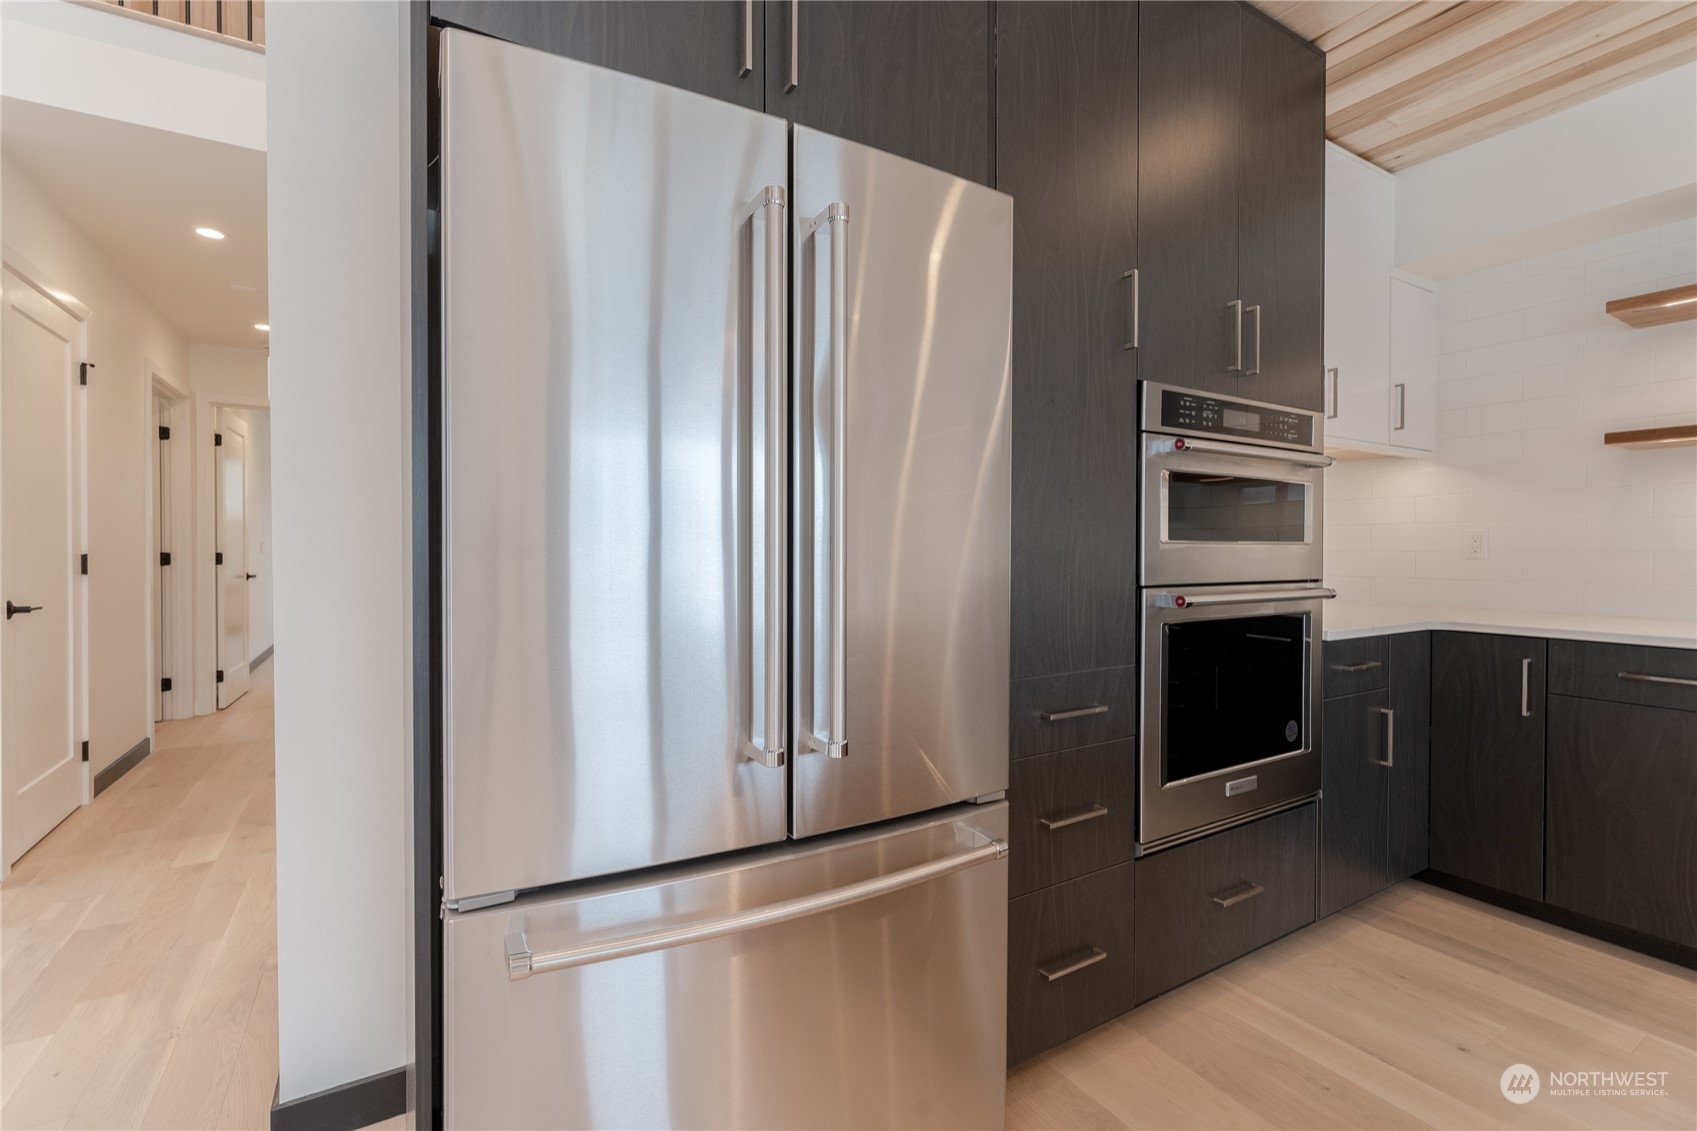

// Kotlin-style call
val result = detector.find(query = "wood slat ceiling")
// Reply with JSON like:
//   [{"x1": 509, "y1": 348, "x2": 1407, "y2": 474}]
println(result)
[{"x1": 1251, "y1": 1, "x2": 1697, "y2": 170}]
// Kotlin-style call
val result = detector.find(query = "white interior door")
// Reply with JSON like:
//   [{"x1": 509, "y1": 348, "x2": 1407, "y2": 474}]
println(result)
[
  {"x1": 216, "y1": 411, "x2": 250, "y2": 709},
  {"x1": 2, "y1": 267, "x2": 83, "y2": 867},
  {"x1": 154, "y1": 396, "x2": 169, "y2": 721}
]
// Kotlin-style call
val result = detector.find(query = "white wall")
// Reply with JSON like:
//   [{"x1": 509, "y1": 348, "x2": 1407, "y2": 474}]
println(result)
[
  {"x1": 1396, "y1": 63, "x2": 1697, "y2": 280},
  {"x1": 1325, "y1": 220, "x2": 1697, "y2": 623},
  {"x1": 267, "y1": 0, "x2": 413, "y2": 1104},
  {"x1": 2, "y1": 154, "x2": 189, "y2": 773}
]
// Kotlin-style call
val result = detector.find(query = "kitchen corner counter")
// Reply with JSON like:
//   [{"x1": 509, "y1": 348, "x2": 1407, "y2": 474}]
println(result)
[{"x1": 1323, "y1": 602, "x2": 1697, "y2": 650}]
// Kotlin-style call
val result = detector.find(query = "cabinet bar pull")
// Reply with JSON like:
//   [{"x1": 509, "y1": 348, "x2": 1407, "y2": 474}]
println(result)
[
  {"x1": 1393, "y1": 382, "x2": 1407, "y2": 431},
  {"x1": 1123, "y1": 269, "x2": 1139, "y2": 351},
  {"x1": 1375, "y1": 705, "x2": 1395, "y2": 767},
  {"x1": 1245, "y1": 304, "x2": 1262, "y2": 376},
  {"x1": 1227, "y1": 299, "x2": 1243, "y2": 372},
  {"x1": 1037, "y1": 946, "x2": 1107, "y2": 982},
  {"x1": 1040, "y1": 703, "x2": 1109, "y2": 722},
  {"x1": 1326, "y1": 367, "x2": 1339, "y2": 419},
  {"x1": 1520, "y1": 657, "x2": 1532, "y2": 718},
  {"x1": 1040, "y1": 804, "x2": 1108, "y2": 831},
  {"x1": 1212, "y1": 882, "x2": 1264, "y2": 909},
  {"x1": 1617, "y1": 671, "x2": 1697, "y2": 688},
  {"x1": 786, "y1": 0, "x2": 798, "y2": 91},
  {"x1": 740, "y1": 0, "x2": 753, "y2": 76},
  {"x1": 1331, "y1": 660, "x2": 1381, "y2": 673}
]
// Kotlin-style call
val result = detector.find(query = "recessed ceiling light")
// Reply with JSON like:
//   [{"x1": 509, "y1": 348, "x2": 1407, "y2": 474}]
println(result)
[
  {"x1": 195, "y1": 227, "x2": 226, "y2": 240},
  {"x1": 254, "y1": 323, "x2": 270, "y2": 332}
]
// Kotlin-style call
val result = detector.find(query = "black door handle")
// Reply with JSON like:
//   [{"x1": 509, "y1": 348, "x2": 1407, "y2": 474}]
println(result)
[
  {"x1": 6, "y1": 601, "x2": 41, "y2": 620},
  {"x1": 245, "y1": 573, "x2": 258, "y2": 580}
]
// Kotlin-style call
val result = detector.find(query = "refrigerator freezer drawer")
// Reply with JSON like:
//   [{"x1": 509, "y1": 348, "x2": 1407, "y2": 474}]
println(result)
[{"x1": 445, "y1": 803, "x2": 1009, "y2": 1129}]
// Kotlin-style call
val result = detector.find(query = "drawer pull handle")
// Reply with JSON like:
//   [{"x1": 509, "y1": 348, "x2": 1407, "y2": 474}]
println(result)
[
  {"x1": 1331, "y1": 660, "x2": 1381, "y2": 673},
  {"x1": 1037, "y1": 946, "x2": 1107, "y2": 982},
  {"x1": 1040, "y1": 804, "x2": 1108, "y2": 831},
  {"x1": 1617, "y1": 671, "x2": 1697, "y2": 688},
  {"x1": 1212, "y1": 882, "x2": 1264, "y2": 909},
  {"x1": 1040, "y1": 704, "x2": 1109, "y2": 722}
]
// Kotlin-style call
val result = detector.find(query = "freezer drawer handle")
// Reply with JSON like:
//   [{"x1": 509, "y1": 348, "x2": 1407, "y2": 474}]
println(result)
[
  {"x1": 1212, "y1": 882, "x2": 1264, "y2": 909},
  {"x1": 503, "y1": 835, "x2": 1010, "y2": 981},
  {"x1": 1040, "y1": 704, "x2": 1109, "y2": 722},
  {"x1": 1618, "y1": 671, "x2": 1697, "y2": 688},
  {"x1": 1040, "y1": 804, "x2": 1108, "y2": 831},
  {"x1": 1037, "y1": 946, "x2": 1107, "y2": 982}
]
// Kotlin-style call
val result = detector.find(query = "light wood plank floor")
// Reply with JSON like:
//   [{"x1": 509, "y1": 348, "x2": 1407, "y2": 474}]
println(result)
[
  {"x1": 1010, "y1": 881, "x2": 1697, "y2": 1130},
  {"x1": 2, "y1": 663, "x2": 279, "y2": 1131}
]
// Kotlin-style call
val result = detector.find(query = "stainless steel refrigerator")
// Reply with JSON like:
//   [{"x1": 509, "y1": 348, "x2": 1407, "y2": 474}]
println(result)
[{"x1": 437, "y1": 29, "x2": 1013, "y2": 1129}]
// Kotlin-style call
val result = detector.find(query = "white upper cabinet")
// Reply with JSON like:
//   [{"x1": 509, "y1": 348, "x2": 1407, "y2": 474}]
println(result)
[{"x1": 1323, "y1": 143, "x2": 1435, "y2": 455}]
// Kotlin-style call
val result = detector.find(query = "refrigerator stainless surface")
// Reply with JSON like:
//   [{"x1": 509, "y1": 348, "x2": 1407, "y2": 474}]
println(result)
[
  {"x1": 791, "y1": 126, "x2": 1014, "y2": 839},
  {"x1": 446, "y1": 803, "x2": 1010, "y2": 1130}
]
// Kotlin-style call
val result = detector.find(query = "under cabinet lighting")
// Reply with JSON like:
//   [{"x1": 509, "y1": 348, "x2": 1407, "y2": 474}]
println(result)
[{"x1": 195, "y1": 227, "x2": 226, "y2": 240}]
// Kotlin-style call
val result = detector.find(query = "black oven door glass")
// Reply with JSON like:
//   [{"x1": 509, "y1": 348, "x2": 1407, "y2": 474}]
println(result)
[
  {"x1": 1165, "y1": 472, "x2": 1308, "y2": 543},
  {"x1": 1164, "y1": 613, "x2": 1307, "y2": 783}
]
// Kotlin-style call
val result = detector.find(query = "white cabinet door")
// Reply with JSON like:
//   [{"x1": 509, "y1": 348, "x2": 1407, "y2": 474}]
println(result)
[
  {"x1": 1390, "y1": 276, "x2": 1438, "y2": 453},
  {"x1": 1323, "y1": 145, "x2": 1394, "y2": 448}
]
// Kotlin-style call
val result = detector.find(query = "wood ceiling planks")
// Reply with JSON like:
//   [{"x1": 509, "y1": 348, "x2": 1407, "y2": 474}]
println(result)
[{"x1": 1251, "y1": 0, "x2": 1697, "y2": 170}]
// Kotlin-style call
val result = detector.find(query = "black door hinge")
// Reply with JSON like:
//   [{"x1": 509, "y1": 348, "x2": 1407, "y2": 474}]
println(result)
[
  {"x1": 216, "y1": 669, "x2": 225, "y2": 684},
  {"x1": 81, "y1": 740, "x2": 89, "y2": 763},
  {"x1": 214, "y1": 432, "x2": 223, "y2": 446},
  {"x1": 215, "y1": 551, "x2": 224, "y2": 565},
  {"x1": 159, "y1": 425, "x2": 171, "y2": 441},
  {"x1": 160, "y1": 551, "x2": 172, "y2": 566},
  {"x1": 80, "y1": 553, "x2": 88, "y2": 576},
  {"x1": 161, "y1": 677, "x2": 173, "y2": 693},
  {"x1": 79, "y1": 362, "x2": 94, "y2": 386}
]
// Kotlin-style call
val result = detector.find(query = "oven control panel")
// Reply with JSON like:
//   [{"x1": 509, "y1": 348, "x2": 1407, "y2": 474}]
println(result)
[{"x1": 1157, "y1": 388, "x2": 1316, "y2": 450}]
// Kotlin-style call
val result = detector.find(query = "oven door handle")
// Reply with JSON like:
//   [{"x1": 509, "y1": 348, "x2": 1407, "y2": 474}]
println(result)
[
  {"x1": 1149, "y1": 435, "x2": 1334, "y2": 469},
  {"x1": 1155, "y1": 588, "x2": 1336, "y2": 609}
]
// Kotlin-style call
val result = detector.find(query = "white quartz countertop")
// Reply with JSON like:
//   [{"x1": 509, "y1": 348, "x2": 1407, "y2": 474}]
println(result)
[{"x1": 1323, "y1": 602, "x2": 1697, "y2": 650}]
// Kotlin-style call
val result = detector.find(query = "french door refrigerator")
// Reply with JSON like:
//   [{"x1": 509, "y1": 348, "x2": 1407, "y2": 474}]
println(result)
[{"x1": 438, "y1": 30, "x2": 1013, "y2": 1130}]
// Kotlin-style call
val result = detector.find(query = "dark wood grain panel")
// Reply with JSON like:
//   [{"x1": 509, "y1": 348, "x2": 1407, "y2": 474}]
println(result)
[
  {"x1": 1010, "y1": 666, "x2": 1138, "y2": 760},
  {"x1": 1429, "y1": 632, "x2": 1546, "y2": 900},
  {"x1": 1236, "y1": 5, "x2": 1325, "y2": 411},
  {"x1": 1387, "y1": 631, "x2": 1431, "y2": 881},
  {"x1": 1138, "y1": 0, "x2": 1241, "y2": 398},
  {"x1": 999, "y1": 1, "x2": 1141, "y2": 681},
  {"x1": 1007, "y1": 861, "x2": 1136, "y2": 1065},
  {"x1": 430, "y1": 1, "x2": 764, "y2": 109},
  {"x1": 1548, "y1": 638, "x2": 1697, "y2": 713},
  {"x1": 1319, "y1": 689, "x2": 1389, "y2": 918},
  {"x1": 1322, "y1": 635, "x2": 1389, "y2": 699},
  {"x1": 1547, "y1": 695, "x2": 1697, "y2": 947},
  {"x1": 766, "y1": 1, "x2": 993, "y2": 184},
  {"x1": 1008, "y1": 740, "x2": 1137, "y2": 897},
  {"x1": 1133, "y1": 804, "x2": 1317, "y2": 1003}
]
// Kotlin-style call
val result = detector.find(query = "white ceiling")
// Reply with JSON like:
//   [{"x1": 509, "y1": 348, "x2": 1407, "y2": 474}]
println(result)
[{"x1": 2, "y1": 96, "x2": 267, "y2": 348}]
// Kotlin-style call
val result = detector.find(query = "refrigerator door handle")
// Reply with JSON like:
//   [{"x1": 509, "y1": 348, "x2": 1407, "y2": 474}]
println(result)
[
  {"x1": 754, "y1": 185, "x2": 788, "y2": 769},
  {"x1": 504, "y1": 832, "x2": 1009, "y2": 980},
  {"x1": 811, "y1": 201, "x2": 851, "y2": 760}
]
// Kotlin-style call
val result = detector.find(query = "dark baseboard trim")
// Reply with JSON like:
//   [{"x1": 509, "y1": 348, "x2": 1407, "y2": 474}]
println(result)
[
  {"x1": 251, "y1": 644, "x2": 275, "y2": 670},
  {"x1": 271, "y1": 1067, "x2": 407, "y2": 1131},
  {"x1": 93, "y1": 737, "x2": 151, "y2": 797},
  {"x1": 1418, "y1": 870, "x2": 1697, "y2": 971}
]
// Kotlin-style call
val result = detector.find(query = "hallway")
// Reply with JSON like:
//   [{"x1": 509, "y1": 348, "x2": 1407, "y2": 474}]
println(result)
[{"x1": 2, "y1": 663, "x2": 278, "y2": 1129}]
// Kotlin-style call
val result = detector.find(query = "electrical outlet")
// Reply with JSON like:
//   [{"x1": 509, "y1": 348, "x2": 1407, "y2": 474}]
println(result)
[{"x1": 1464, "y1": 527, "x2": 1489, "y2": 560}]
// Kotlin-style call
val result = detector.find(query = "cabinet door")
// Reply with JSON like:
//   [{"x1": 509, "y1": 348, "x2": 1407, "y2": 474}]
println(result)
[
  {"x1": 999, "y1": 0, "x2": 1140, "y2": 682},
  {"x1": 1319, "y1": 689, "x2": 1390, "y2": 917},
  {"x1": 1138, "y1": 0, "x2": 1240, "y2": 397},
  {"x1": 431, "y1": 1, "x2": 764, "y2": 109},
  {"x1": 766, "y1": 1, "x2": 993, "y2": 184},
  {"x1": 1237, "y1": 6, "x2": 1325, "y2": 412},
  {"x1": 1430, "y1": 633, "x2": 1546, "y2": 900},
  {"x1": 1547, "y1": 696, "x2": 1697, "y2": 947},
  {"x1": 1387, "y1": 631, "x2": 1432, "y2": 881},
  {"x1": 1323, "y1": 146, "x2": 1393, "y2": 446},
  {"x1": 1389, "y1": 277, "x2": 1438, "y2": 453}
]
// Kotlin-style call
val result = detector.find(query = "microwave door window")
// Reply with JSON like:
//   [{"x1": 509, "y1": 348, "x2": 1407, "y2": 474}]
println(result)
[
  {"x1": 1165, "y1": 472, "x2": 1308, "y2": 543},
  {"x1": 1163, "y1": 614, "x2": 1306, "y2": 784}
]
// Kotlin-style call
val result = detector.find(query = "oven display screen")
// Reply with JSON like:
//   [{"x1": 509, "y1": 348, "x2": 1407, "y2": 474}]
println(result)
[
  {"x1": 1163, "y1": 613, "x2": 1308, "y2": 784},
  {"x1": 1160, "y1": 389, "x2": 1313, "y2": 447},
  {"x1": 1223, "y1": 408, "x2": 1260, "y2": 431}
]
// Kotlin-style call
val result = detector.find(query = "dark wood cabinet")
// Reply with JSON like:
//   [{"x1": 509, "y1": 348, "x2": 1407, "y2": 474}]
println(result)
[
  {"x1": 1008, "y1": 740, "x2": 1137, "y2": 898},
  {"x1": 1546, "y1": 695, "x2": 1697, "y2": 947},
  {"x1": 1319, "y1": 689, "x2": 1389, "y2": 917},
  {"x1": 1386, "y1": 631, "x2": 1431, "y2": 879},
  {"x1": 431, "y1": 1, "x2": 765, "y2": 109},
  {"x1": 1008, "y1": 862, "x2": 1137, "y2": 1065},
  {"x1": 1429, "y1": 632, "x2": 1546, "y2": 900},
  {"x1": 999, "y1": 1, "x2": 1140, "y2": 683},
  {"x1": 1138, "y1": 1, "x2": 1324, "y2": 411},
  {"x1": 766, "y1": 1, "x2": 994, "y2": 184}
]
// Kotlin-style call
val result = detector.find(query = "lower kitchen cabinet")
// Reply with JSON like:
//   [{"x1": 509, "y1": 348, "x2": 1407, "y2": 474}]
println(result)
[
  {"x1": 1007, "y1": 861, "x2": 1136, "y2": 1065},
  {"x1": 1546, "y1": 694, "x2": 1697, "y2": 948},
  {"x1": 1008, "y1": 740, "x2": 1136, "y2": 898},
  {"x1": 1429, "y1": 632, "x2": 1546, "y2": 900},
  {"x1": 1386, "y1": 631, "x2": 1431, "y2": 878},
  {"x1": 1132, "y1": 804, "x2": 1316, "y2": 1003}
]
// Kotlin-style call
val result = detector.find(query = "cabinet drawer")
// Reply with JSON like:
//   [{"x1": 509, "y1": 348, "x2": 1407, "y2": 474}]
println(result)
[
  {"x1": 1323, "y1": 636, "x2": 1388, "y2": 698},
  {"x1": 1007, "y1": 862, "x2": 1136, "y2": 1065},
  {"x1": 1133, "y1": 804, "x2": 1316, "y2": 1002},
  {"x1": 1009, "y1": 740, "x2": 1136, "y2": 897},
  {"x1": 1548, "y1": 639, "x2": 1697, "y2": 713},
  {"x1": 1010, "y1": 666, "x2": 1137, "y2": 759}
]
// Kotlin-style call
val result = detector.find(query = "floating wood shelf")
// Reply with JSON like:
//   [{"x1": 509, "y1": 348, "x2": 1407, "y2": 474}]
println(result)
[
  {"x1": 1606, "y1": 284, "x2": 1697, "y2": 329},
  {"x1": 1603, "y1": 425, "x2": 1697, "y2": 450}
]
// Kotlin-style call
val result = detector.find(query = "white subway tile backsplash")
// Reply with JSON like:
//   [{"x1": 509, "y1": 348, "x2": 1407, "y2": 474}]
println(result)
[
  {"x1": 1329, "y1": 550, "x2": 1418, "y2": 578},
  {"x1": 1368, "y1": 577, "x2": 1467, "y2": 605},
  {"x1": 1440, "y1": 309, "x2": 1525, "y2": 354},
  {"x1": 1654, "y1": 551, "x2": 1696, "y2": 588},
  {"x1": 1653, "y1": 482, "x2": 1697, "y2": 517},
  {"x1": 1584, "y1": 583, "x2": 1697, "y2": 623},
  {"x1": 1331, "y1": 495, "x2": 1416, "y2": 526},
  {"x1": 1439, "y1": 370, "x2": 1522, "y2": 408},
  {"x1": 1463, "y1": 580, "x2": 1585, "y2": 614}
]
